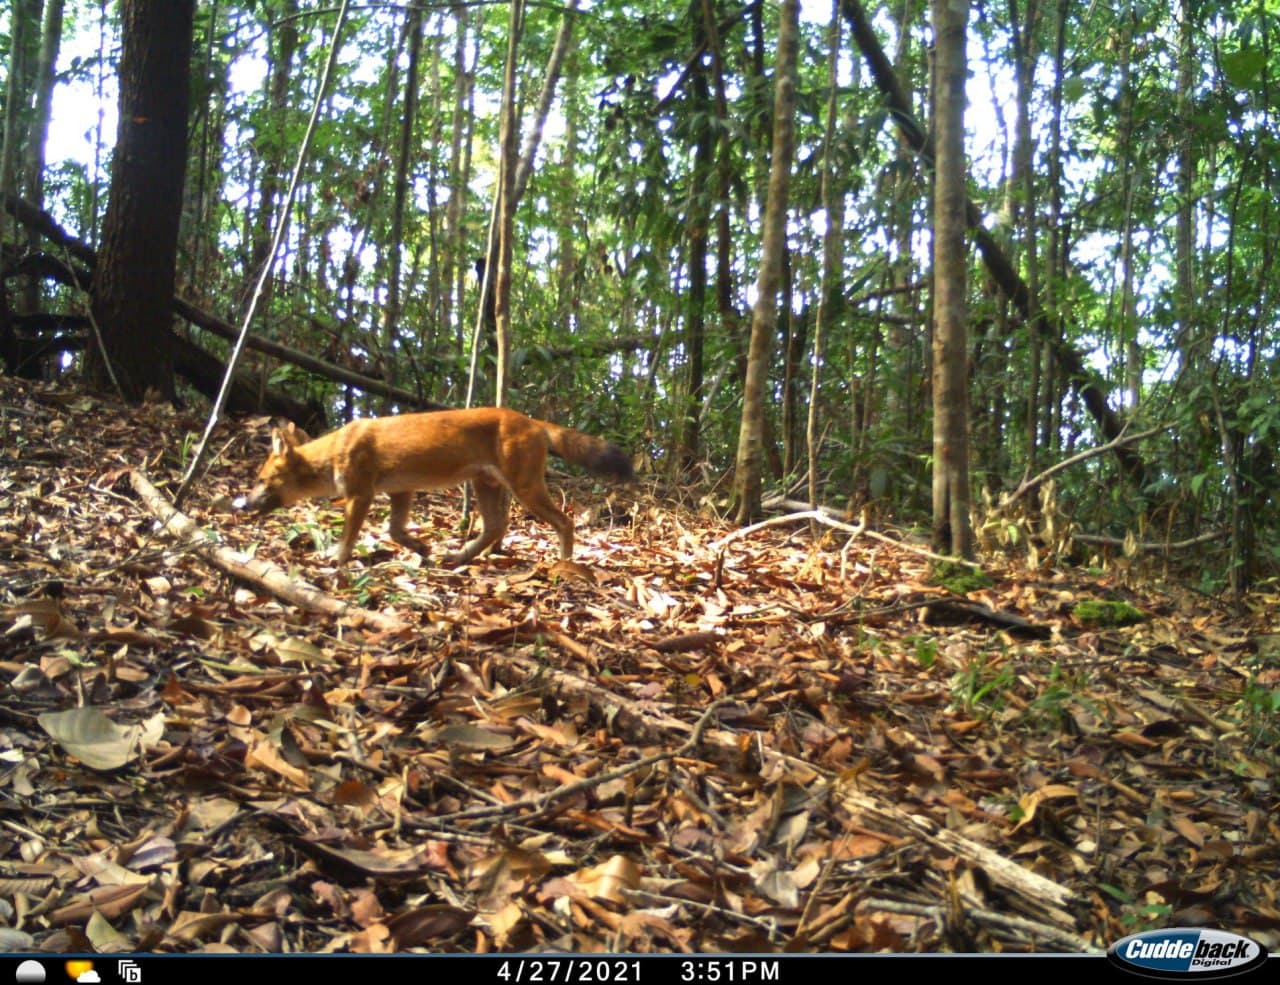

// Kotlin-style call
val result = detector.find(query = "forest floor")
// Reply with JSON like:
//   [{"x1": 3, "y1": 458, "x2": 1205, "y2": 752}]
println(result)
[{"x1": 1, "y1": 373, "x2": 1278, "y2": 955}]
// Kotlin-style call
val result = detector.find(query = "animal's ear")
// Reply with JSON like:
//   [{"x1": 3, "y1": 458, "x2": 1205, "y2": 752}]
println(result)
[{"x1": 271, "y1": 426, "x2": 298, "y2": 456}]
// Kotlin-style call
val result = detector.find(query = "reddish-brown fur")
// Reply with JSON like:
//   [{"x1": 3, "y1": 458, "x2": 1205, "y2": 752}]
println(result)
[{"x1": 243, "y1": 407, "x2": 632, "y2": 565}]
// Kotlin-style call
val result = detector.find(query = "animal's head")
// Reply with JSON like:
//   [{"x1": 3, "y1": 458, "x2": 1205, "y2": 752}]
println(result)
[{"x1": 239, "y1": 423, "x2": 313, "y2": 513}]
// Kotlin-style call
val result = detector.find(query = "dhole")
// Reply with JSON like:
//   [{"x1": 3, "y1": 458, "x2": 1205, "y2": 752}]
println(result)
[{"x1": 241, "y1": 407, "x2": 633, "y2": 565}]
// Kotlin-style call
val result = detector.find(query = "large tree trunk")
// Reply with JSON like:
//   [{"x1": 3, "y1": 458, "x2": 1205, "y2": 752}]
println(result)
[
  {"x1": 930, "y1": 0, "x2": 973, "y2": 558},
  {"x1": 87, "y1": 0, "x2": 195, "y2": 402},
  {"x1": 733, "y1": 0, "x2": 799, "y2": 523}
]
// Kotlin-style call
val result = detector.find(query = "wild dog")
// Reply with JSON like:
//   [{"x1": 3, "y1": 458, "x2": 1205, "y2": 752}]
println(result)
[{"x1": 240, "y1": 407, "x2": 632, "y2": 565}]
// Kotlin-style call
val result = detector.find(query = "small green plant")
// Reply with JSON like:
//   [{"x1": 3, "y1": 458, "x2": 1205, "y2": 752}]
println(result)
[
  {"x1": 1236, "y1": 672, "x2": 1280, "y2": 754},
  {"x1": 907, "y1": 634, "x2": 937, "y2": 669},
  {"x1": 1021, "y1": 662, "x2": 1095, "y2": 732},
  {"x1": 951, "y1": 650, "x2": 1016, "y2": 715},
  {"x1": 1100, "y1": 883, "x2": 1174, "y2": 932},
  {"x1": 286, "y1": 521, "x2": 330, "y2": 554},
  {"x1": 179, "y1": 431, "x2": 198, "y2": 470},
  {"x1": 349, "y1": 571, "x2": 373, "y2": 606}
]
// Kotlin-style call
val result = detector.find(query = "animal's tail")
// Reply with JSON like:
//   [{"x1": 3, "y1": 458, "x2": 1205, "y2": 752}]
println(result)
[{"x1": 545, "y1": 423, "x2": 634, "y2": 481}]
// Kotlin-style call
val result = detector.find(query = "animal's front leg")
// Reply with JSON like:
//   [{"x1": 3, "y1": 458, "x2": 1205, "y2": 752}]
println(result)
[{"x1": 335, "y1": 494, "x2": 372, "y2": 564}]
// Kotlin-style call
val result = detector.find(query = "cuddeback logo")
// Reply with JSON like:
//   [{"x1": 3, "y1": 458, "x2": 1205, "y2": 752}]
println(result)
[{"x1": 1108, "y1": 928, "x2": 1268, "y2": 979}]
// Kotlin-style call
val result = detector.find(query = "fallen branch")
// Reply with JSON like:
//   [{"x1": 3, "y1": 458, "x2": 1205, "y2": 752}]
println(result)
[
  {"x1": 1073, "y1": 529, "x2": 1225, "y2": 553},
  {"x1": 128, "y1": 469, "x2": 405, "y2": 633},
  {"x1": 835, "y1": 786, "x2": 1083, "y2": 935},
  {"x1": 708, "y1": 508, "x2": 865, "y2": 553},
  {"x1": 760, "y1": 496, "x2": 976, "y2": 566}
]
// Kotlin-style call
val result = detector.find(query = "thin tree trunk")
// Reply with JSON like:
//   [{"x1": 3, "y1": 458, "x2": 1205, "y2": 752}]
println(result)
[
  {"x1": 1008, "y1": 0, "x2": 1041, "y2": 469},
  {"x1": 930, "y1": 0, "x2": 973, "y2": 558},
  {"x1": 248, "y1": 0, "x2": 299, "y2": 286},
  {"x1": 703, "y1": 0, "x2": 743, "y2": 381},
  {"x1": 733, "y1": 0, "x2": 799, "y2": 523},
  {"x1": 513, "y1": 0, "x2": 578, "y2": 204},
  {"x1": 384, "y1": 4, "x2": 425, "y2": 391},
  {"x1": 809, "y1": 0, "x2": 844, "y2": 533},
  {"x1": 680, "y1": 0, "x2": 714, "y2": 473},
  {"x1": 188, "y1": 0, "x2": 229, "y2": 301},
  {"x1": 491, "y1": 0, "x2": 525, "y2": 407},
  {"x1": 0, "y1": 0, "x2": 40, "y2": 250},
  {"x1": 1174, "y1": 0, "x2": 1197, "y2": 381},
  {"x1": 443, "y1": 4, "x2": 473, "y2": 358},
  {"x1": 1115, "y1": 9, "x2": 1141, "y2": 410},
  {"x1": 18, "y1": 0, "x2": 65, "y2": 317},
  {"x1": 555, "y1": 66, "x2": 580, "y2": 339}
]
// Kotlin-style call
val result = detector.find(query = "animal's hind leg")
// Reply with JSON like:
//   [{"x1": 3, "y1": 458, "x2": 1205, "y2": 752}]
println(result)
[
  {"x1": 512, "y1": 477, "x2": 574, "y2": 560},
  {"x1": 445, "y1": 479, "x2": 509, "y2": 564},
  {"x1": 387, "y1": 492, "x2": 431, "y2": 557}
]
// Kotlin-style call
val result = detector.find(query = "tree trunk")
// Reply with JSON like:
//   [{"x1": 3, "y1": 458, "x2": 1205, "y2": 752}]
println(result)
[
  {"x1": 490, "y1": 0, "x2": 525, "y2": 407},
  {"x1": 443, "y1": 4, "x2": 474, "y2": 357},
  {"x1": 1115, "y1": 9, "x2": 1141, "y2": 410},
  {"x1": 809, "y1": 0, "x2": 844, "y2": 525},
  {"x1": 680, "y1": 0, "x2": 714, "y2": 474},
  {"x1": 18, "y1": 0, "x2": 65, "y2": 317},
  {"x1": 555, "y1": 66, "x2": 580, "y2": 341},
  {"x1": 384, "y1": 4, "x2": 425, "y2": 390},
  {"x1": 1008, "y1": 0, "x2": 1042, "y2": 469},
  {"x1": 733, "y1": 0, "x2": 799, "y2": 524},
  {"x1": 704, "y1": 0, "x2": 742, "y2": 385},
  {"x1": 1174, "y1": 0, "x2": 1197, "y2": 381},
  {"x1": 930, "y1": 0, "x2": 973, "y2": 558},
  {"x1": 1, "y1": 0, "x2": 41, "y2": 247},
  {"x1": 86, "y1": 0, "x2": 195, "y2": 403},
  {"x1": 248, "y1": 0, "x2": 299, "y2": 286}
]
